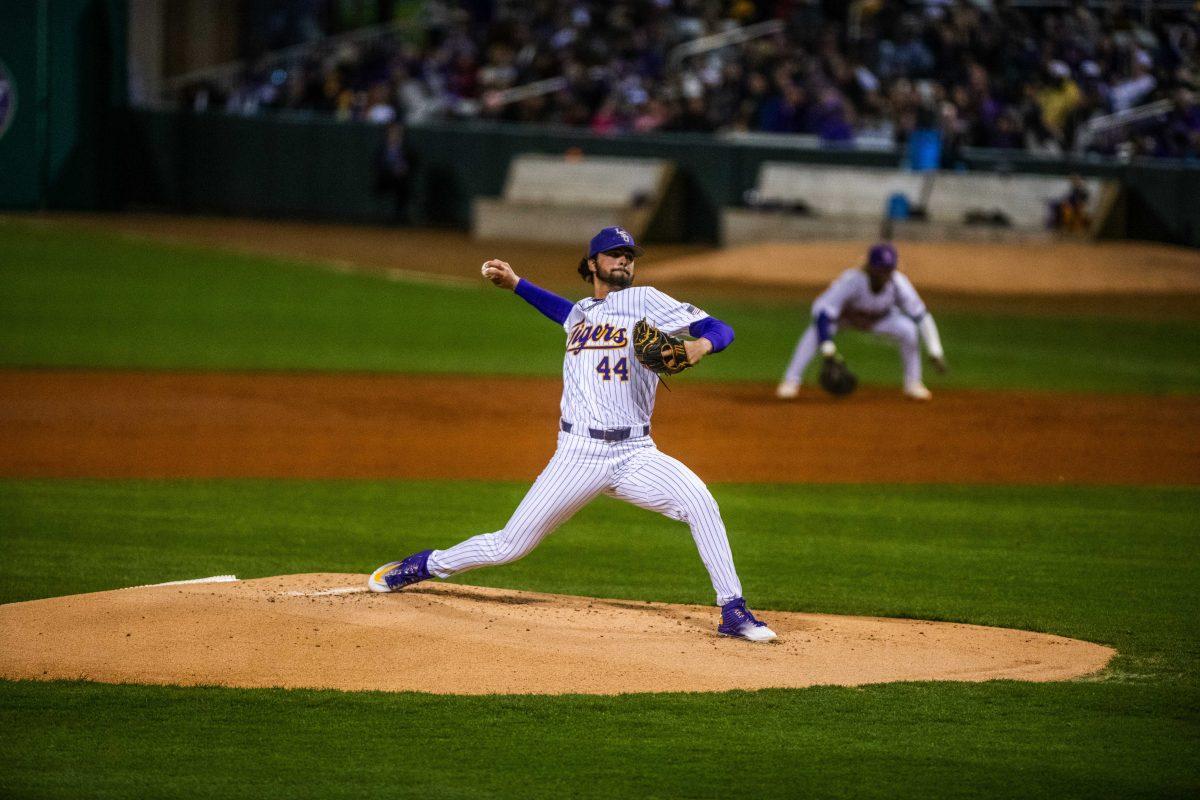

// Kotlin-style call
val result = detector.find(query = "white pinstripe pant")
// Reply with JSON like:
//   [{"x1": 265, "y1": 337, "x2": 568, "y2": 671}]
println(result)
[
  {"x1": 427, "y1": 430, "x2": 744, "y2": 605},
  {"x1": 783, "y1": 311, "x2": 922, "y2": 386}
]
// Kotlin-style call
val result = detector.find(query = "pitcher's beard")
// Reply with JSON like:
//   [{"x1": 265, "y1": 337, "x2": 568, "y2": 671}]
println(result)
[{"x1": 600, "y1": 268, "x2": 634, "y2": 288}]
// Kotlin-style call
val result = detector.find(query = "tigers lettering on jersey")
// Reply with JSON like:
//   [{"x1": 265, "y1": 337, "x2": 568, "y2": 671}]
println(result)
[
  {"x1": 558, "y1": 286, "x2": 709, "y2": 431},
  {"x1": 566, "y1": 321, "x2": 629, "y2": 354}
]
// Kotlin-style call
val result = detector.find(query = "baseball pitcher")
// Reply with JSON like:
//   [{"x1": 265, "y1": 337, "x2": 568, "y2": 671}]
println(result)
[
  {"x1": 776, "y1": 242, "x2": 946, "y2": 401},
  {"x1": 369, "y1": 226, "x2": 776, "y2": 642}
]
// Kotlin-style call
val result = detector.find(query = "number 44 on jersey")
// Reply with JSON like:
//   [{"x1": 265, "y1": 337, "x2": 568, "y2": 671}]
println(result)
[{"x1": 596, "y1": 357, "x2": 630, "y2": 382}]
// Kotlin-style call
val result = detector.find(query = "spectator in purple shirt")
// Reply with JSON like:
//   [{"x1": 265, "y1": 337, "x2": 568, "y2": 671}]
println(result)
[
  {"x1": 811, "y1": 88, "x2": 854, "y2": 143},
  {"x1": 758, "y1": 83, "x2": 809, "y2": 134}
]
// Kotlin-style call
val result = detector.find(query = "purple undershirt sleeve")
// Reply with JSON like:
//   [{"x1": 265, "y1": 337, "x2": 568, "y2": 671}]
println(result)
[
  {"x1": 514, "y1": 278, "x2": 574, "y2": 325},
  {"x1": 816, "y1": 311, "x2": 833, "y2": 342},
  {"x1": 689, "y1": 316, "x2": 734, "y2": 353}
]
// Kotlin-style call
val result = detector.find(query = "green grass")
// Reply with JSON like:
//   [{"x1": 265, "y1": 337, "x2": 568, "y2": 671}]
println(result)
[
  {"x1": 1, "y1": 681, "x2": 1193, "y2": 800},
  {"x1": 721, "y1": 310, "x2": 1200, "y2": 394},
  {"x1": 1, "y1": 480, "x2": 1197, "y2": 798},
  {"x1": 2, "y1": 218, "x2": 1198, "y2": 393}
]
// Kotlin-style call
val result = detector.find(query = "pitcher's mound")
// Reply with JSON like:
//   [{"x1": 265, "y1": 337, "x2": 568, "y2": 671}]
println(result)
[{"x1": 0, "y1": 574, "x2": 1113, "y2": 694}]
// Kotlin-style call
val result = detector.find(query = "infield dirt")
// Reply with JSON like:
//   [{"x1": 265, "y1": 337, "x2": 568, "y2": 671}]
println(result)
[
  {"x1": 2, "y1": 369, "x2": 1196, "y2": 484},
  {"x1": 0, "y1": 574, "x2": 1115, "y2": 694}
]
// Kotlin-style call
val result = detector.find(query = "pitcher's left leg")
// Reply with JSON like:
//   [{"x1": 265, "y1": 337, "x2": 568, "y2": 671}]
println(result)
[{"x1": 610, "y1": 446, "x2": 743, "y2": 605}]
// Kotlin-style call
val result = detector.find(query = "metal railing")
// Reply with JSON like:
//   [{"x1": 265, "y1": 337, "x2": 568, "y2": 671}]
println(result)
[
  {"x1": 481, "y1": 20, "x2": 789, "y2": 111},
  {"x1": 1075, "y1": 98, "x2": 1173, "y2": 152},
  {"x1": 160, "y1": 19, "x2": 416, "y2": 98},
  {"x1": 480, "y1": 76, "x2": 570, "y2": 111},
  {"x1": 666, "y1": 19, "x2": 785, "y2": 70}
]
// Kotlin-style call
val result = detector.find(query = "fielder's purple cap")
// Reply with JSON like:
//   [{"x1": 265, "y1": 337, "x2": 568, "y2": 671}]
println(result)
[
  {"x1": 588, "y1": 226, "x2": 643, "y2": 258},
  {"x1": 867, "y1": 242, "x2": 898, "y2": 271}
]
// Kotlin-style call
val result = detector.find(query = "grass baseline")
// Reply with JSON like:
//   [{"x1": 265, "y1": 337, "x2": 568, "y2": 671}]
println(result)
[{"x1": 1, "y1": 219, "x2": 1197, "y2": 394}]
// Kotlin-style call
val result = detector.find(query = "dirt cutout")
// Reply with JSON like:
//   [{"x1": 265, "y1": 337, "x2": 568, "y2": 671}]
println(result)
[
  {"x1": 647, "y1": 240, "x2": 1200, "y2": 295},
  {"x1": 0, "y1": 574, "x2": 1114, "y2": 695},
  {"x1": 2, "y1": 370, "x2": 1197, "y2": 484}
]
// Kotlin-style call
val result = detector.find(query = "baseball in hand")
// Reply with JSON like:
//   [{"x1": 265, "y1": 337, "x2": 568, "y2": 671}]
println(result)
[{"x1": 480, "y1": 259, "x2": 517, "y2": 290}]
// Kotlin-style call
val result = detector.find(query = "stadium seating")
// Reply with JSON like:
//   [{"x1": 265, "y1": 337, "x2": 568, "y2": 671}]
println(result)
[
  {"x1": 722, "y1": 164, "x2": 1116, "y2": 245},
  {"x1": 472, "y1": 154, "x2": 680, "y2": 244}
]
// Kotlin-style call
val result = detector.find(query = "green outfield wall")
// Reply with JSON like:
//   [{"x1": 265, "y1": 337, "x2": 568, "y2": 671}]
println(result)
[
  {"x1": 0, "y1": 0, "x2": 127, "y2": 210},
  {"x1": 118, "y1": 111, "x2": 1200, "y2": 247}
]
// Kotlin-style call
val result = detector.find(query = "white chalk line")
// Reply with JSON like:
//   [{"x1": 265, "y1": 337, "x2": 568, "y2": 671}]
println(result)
[
  {"x1": 120, "y1": 576, "x2": 371, "y2": 598},
  {"x1": 119, "y1": 576, "x2": 367, "y2": 597},
  {"x1": 124, "y1": 575, "x2": 239, "y2": 590}
]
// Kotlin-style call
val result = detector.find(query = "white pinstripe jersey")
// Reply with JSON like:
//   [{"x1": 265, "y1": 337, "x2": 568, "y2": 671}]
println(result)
[
  {"x1": 813, "y1": 269, "x2": 927, "y2": 323},
  {"x1": 560, "y1": 286, "x2": 708, "y2": 430}
]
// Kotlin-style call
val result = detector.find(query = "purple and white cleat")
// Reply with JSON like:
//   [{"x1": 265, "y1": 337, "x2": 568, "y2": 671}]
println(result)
[
  {"x1": 368, "y1": 549, "x2": 433, "y2": 593},
  {"x1": 717, "y1": 597, "x2": 777, "y2": 642}
]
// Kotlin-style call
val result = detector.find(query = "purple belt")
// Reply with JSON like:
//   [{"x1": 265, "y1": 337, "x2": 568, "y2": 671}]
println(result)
[{"x1": 561, "y1": 419, "x2": 650, "y2": 442}]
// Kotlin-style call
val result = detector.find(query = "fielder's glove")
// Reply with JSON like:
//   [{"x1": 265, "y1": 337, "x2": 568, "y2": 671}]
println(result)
[
  {"x1": 819, "y1": 353, "x2": 858, "y2": 397},
  {"x1": 632, "y1": 318, "x2": 692, "y2": 376}
]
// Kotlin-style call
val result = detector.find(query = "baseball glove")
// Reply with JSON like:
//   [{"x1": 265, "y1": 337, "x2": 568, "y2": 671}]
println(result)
[
  {"x1": 818, "y1": 354, "x2": 858, "y2": 397},
  {"x1": 632, "y1": 318, "x2": 692, "y2": 376}
]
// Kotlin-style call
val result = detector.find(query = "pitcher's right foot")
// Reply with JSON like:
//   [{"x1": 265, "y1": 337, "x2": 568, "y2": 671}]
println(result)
[{"x1": 368, "y1": 549, "x2": 433, "y2": 592}]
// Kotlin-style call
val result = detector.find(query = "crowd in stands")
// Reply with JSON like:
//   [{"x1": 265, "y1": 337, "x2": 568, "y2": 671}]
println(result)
[{"x1": 181, "y1": 1, "x2": 1200, "y2": 160}]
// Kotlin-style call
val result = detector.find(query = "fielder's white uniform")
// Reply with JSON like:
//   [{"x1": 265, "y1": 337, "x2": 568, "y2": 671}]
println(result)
[
  {"x1": 427, "y1": 286, "x2": 745, "y2": 606},
  {"x1": 782, "y1": 268, "x2": 944, "y2": 390}
]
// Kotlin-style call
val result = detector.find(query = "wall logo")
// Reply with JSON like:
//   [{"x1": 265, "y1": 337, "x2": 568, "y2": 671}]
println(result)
[{"x1": 0, "y1": 60, "x2": 15, "y2": 141}]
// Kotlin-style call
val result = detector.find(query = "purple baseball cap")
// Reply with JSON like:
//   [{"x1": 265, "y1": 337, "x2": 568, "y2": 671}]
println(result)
[
  {"x1": 588, "y1": 226, "x2": 644, "y2": 258},
  {"x1": 867, "y1": 242, "x2": 898, "y2": 271}
]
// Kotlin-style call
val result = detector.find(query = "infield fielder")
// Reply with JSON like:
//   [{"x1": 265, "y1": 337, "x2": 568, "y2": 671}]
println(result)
[{"x1": 777, "y1": 242, "x2": 947, "y2": 400}]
